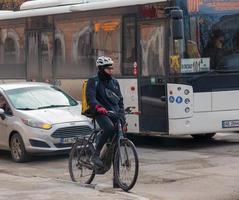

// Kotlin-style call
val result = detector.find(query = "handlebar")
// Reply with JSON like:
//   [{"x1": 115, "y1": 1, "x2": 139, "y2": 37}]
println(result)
[
  {"x1": 106, "y1": 106, "x2": 140, "y2": 119},
  {"x1": 124, "y1": 106, "x2": 141, "y2": 115}
]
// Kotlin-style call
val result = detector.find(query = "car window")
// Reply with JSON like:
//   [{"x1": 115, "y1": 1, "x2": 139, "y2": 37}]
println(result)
[
  {"x1": 5, "y1": 86, "x2": 78, "y2": 110},
  {"x1": 0, "y1": 93, "x2": 13, "y2": 116}
]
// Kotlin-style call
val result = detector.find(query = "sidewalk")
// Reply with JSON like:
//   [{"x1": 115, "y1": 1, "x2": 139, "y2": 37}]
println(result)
[{"x1": 0, "y1": 173, "x2": 147, "y2": 200}]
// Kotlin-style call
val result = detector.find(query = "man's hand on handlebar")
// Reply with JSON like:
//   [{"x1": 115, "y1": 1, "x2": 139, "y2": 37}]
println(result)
[{"x1": 95, "y1": 105, "x2": 108, "y2": 114}]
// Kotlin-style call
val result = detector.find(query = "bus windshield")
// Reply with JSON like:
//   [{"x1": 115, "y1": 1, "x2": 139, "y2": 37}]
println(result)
[{"x1": 176, "y1": 0, "x2": 239, "y2": 74}]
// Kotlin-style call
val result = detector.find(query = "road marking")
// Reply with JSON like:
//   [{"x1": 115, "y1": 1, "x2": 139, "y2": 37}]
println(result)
[{"x1": 117, "y1": 191, "x2": 150, "y2": 200}]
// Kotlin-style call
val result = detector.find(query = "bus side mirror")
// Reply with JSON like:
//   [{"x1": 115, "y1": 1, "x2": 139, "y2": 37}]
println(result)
[{"x1": 170, "y1": 10, "x2": 184, "y2": 40}]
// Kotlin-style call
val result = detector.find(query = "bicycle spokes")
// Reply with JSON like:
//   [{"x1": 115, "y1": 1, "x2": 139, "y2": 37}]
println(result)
[
  {"x1": 113, "y1": 139, "x2": 139, "y2": 191},
  {"x1": 69, "y1": 139, "x2": 95, "y2": 184}
]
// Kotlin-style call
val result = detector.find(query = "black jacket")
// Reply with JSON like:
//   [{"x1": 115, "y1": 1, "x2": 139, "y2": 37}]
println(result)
[{"x1": 86, "y1": 74, "x2": 124, "y2": 116}]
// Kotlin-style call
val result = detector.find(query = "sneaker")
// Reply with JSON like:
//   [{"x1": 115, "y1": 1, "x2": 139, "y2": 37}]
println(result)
[{"x1": 91, "y1": 152, "x2": 104, "y2": 168}]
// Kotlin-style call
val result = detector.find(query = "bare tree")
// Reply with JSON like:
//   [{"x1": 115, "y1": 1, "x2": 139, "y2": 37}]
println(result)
[{"x1": 0, "y1": 0, "x2": 26, "y2": 11}]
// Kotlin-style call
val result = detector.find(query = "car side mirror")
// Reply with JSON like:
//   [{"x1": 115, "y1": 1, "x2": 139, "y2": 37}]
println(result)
[{"x1": 0, "y1": 108, "x2": 6, "y2": 120}]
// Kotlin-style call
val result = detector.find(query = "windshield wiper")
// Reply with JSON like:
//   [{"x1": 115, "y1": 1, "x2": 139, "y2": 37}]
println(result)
[
  {"x1": 37, "y1": 105, "x2": 69, "y2": 109},
  {"x1": 17, "y1": 108, "x2": 36, "y2": 110}
]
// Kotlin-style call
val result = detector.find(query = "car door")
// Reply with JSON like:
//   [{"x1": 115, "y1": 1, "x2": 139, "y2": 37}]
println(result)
[{"x1": 0, "y1": 93, "x2": 13, "y2": 149}]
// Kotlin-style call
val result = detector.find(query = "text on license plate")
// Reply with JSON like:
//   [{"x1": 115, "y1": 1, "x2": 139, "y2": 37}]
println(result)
[
  {"x1": 222, "y1": 120, "x2": 239, "y2": 128},
  {"x1": 60, "y1": 137, "x2": 76, "y2": 144}
]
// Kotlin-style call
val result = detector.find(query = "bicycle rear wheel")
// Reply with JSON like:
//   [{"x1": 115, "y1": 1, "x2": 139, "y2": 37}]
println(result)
[
  {"x1": 68, "y1": 139, "x2": 95, "y2": 184},
  {"x1": 113, "y1": 139, "x2": 139, "y2": 191}
]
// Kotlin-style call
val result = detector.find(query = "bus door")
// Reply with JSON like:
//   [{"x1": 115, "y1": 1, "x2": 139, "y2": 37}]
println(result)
[
  {"x1": 26, "y1": 30, "x2": 54, "y2": 82},
  {"x1": 138, "y1": 21, "x2": 168, "y2": 133}
]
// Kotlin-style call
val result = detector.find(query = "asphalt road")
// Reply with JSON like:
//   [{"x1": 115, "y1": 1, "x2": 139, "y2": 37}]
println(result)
[{"x1": 1, "y1": 133, "x2": 239, "y2": 200}]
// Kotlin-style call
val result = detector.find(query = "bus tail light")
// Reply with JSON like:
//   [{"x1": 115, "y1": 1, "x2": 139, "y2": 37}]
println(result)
[
  {"x1": 133, "y1": 62, "x2": 137, "y2": 76},
  {"x1": 132, "y1": 111, "x2": 141, "y2": 115}
]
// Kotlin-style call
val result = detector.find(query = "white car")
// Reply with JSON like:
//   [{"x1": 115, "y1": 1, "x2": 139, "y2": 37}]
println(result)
[{"x1": 0, "y1": 82, "x2": 93, "y2": 162}]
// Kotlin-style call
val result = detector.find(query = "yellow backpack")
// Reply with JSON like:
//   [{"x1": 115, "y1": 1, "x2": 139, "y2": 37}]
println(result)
[{"x1": 81, "y1": 77, "x2": 98, "y2": 116}]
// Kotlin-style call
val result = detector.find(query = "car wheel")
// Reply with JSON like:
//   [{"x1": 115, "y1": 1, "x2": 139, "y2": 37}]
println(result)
[
  {"x1": 10, "y1": 133, "x2": 29, "y2": 163},
  {"x1": 191, "y1": 133, "x2": 216, "y2": 140}
]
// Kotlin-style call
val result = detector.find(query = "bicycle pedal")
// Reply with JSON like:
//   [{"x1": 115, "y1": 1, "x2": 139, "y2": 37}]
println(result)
[{"x1": 94, "y1": 166, "x2": 107, "y2": 174}]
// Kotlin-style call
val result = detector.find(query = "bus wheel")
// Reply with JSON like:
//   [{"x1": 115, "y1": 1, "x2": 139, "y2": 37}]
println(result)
[{"x1": 191, "y1": 133, "x2": 216, "y2": 140}]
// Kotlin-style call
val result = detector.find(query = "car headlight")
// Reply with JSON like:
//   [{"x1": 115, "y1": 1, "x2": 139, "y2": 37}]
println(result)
[{"x1": 22, "y1": 119, "x2": 52, "y2": 130}]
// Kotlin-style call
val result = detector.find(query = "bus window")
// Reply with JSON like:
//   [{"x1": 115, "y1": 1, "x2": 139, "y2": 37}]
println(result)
[
  {"x1": 77, "y1": 23, "x2": 95, "y2": 76},
  {"x1": 178, "y1": 0, "x2": 239, "y2": 74},
  {"x1": 122, "y1": 16, "x2": 136, "y2": 76},
  {"x1": 182, "y1": 14, "x2": 239, "y2": 73},
  {"x1": 40, "y1": 32, "x2": 53, "y2": 80},
  {"x1": 140, "y1": 23, "x2": 166, "y2": 76},
  {"x1": 0, "y1": 26, "x2": 25, "y2": 78},
  {"x1": 4, "y1": 37, "x2": 18, "y2": 64},
  {"x1": 55, "y1": 38, "x2": 64, "y2": 68},
  {"x1": 55, "y1": 19, "x2": 95, "y2": 78},
  {"x1": 92, "y1": 18, "x2": 121, "y2": 75}
]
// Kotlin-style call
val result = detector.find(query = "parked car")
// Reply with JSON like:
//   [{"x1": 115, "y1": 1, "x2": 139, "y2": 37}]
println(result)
[{"x1": 0, "y1": 82, "x2": 93, "y2": 162}]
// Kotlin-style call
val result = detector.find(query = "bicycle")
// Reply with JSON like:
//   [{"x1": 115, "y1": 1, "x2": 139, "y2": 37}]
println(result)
[{"x1": 68, "y1": 106, "x2": 139, "y2": 191}]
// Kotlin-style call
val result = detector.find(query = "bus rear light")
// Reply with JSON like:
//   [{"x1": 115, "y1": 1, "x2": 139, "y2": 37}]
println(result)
[
  {"x1": 132, "y1": 111, "x2": 141, "y2": 115},
  {"x1": 131, "y1": 86, "x2": 135, "y2": 91},
  {"x1": 133, "y1": 62, "x2": 137, "y2": 76},
  {"x1": 185, "y1": 107, "x2": 190, "y2": 113}
]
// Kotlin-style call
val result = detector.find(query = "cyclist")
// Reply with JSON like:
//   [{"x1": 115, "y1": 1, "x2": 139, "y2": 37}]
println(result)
[{"x1": 86, "y1": 56, "x2": 125, "y2": 168}]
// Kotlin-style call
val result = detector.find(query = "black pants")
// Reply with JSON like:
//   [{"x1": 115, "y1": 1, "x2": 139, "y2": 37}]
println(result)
[{"x1": 95, "y1": 114, "x2": 116, "y2": 152}]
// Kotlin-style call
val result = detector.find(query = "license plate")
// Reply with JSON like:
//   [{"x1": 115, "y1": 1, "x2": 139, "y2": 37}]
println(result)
[
  {"x1": 222, "y1": 120, "x2": 239, "y2": 128},
  {"x1": 60, "y1": 137, "x2": 76, "y2": 144}
]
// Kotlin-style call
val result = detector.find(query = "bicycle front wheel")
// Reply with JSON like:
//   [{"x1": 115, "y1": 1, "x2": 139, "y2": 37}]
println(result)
[
  {"x1": 113, "y1": 139, "x2": 139, "y2": 191},
  {"x1": 68, "y1": 139, "x2": 95, "y2": 184}
]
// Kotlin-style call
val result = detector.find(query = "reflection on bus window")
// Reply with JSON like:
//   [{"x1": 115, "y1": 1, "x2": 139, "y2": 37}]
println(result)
[
  {"x1": 140, "y1": 24, "x2": 165, "y2": 76},
  {"x1": 184, "y1": 14, "x2": 239, "y2": 73},
  {"x1": 77, "y1": 25, "x2": 95, "y2": 76},
  {"x1": 55, "y1": 29, "x2": 65, "y2": 69},
  {"x1": 41, "y1": 32, "x2": 53, "y2": 80},
  {"x1": 203, "y1": 29, "x2": 225, "y2": 70},
  {"x1": 55, "y1": 38, "x2": 63, "y2": 67},
  {"x1": 233, "y1": 31, "x2": 239, "y2": 53},
  {"x1": 122, "y1": 16, "x2": 136, "y2": 76},
  {"x1": 93, "y1": 18, "x2": 121, "y2": 75},
  {"x1": 69, "y1": 19, "x2": 96, "y2": 77},
  {"x1": 186, "y1": 40, "x2": 200, "y2": 58},
  {"x1": 55, "y1": 17, "x2": 121, "y2": 78},
  {"x1": 41, "y1": 36, "x2": 49, "y2": 64},
  {"x1": 4, "y1": 37, "x2": 17, "y2": 64}
]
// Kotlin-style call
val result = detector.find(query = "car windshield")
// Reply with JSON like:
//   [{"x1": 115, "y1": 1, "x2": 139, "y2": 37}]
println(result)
[{"x1": 5, "y1": 86, "x2": 78, "y2": 110}]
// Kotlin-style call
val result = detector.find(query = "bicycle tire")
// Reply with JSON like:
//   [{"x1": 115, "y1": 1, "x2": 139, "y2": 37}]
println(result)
[
  {"x1": 69, "y1": 139, "x2": 95, "y2": 184},
  {"x1": 113, "y1": 139, "x2": 139, "y2": 191}
]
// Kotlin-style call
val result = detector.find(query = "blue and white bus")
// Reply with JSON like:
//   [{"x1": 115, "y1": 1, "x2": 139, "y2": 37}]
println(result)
[{"x1": 1, "y1": 0, "x2": 239, "y2": 138}]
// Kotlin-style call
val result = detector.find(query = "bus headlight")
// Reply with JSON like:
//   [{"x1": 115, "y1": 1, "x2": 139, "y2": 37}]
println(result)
[{"x1": 185, "y1": 107, "x2": 190, "y2": 113}]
